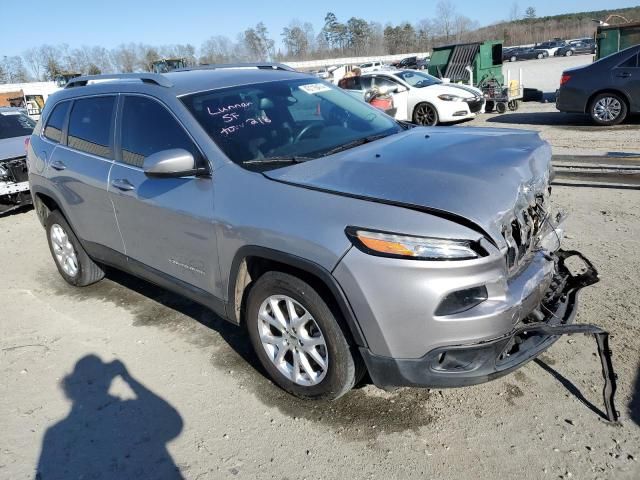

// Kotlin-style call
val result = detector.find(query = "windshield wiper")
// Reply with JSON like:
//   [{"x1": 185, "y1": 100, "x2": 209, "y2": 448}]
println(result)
[
  {"x1": 243, "y1": 156, "x2": 314, "y2": 165},
  {"x1": 322, "y1": 133, "x2": 392, "y2": 157}
]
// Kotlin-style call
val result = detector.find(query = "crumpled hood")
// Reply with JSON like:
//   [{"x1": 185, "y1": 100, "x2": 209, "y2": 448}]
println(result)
[
  {"x1": 0, "y1": 136, "x2": 28, "y2": 161},
  {"x1": 264, "y1": 127, "x2": 552, "y2": 246}
]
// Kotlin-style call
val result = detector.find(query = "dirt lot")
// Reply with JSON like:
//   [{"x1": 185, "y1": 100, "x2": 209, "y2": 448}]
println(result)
[
  {"x1": 464, "y1": 101, "x2": 640, "y2": 156},
  {"x1": 1, "y1": 184, "x2": 639, "y2": 480}
]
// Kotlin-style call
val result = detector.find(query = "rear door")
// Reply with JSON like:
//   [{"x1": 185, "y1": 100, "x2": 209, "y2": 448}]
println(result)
[
  {"x1": 372, "y1": 75, "x2": 409, "y2": 121},
  {"x1": 44, "y1": 96, "x2": 124, "y2": 252},
  {"x1": 613, "y1": 52, "x2": 640, "y2": 112},
  {"x1": 109, "y1": 94, "x2": 218, "y2": 293}
]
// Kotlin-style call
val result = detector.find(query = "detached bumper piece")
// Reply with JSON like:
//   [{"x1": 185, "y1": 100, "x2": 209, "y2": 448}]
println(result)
[{"x1": 361, "y1": 250, "x2": 619, "y2": 423}]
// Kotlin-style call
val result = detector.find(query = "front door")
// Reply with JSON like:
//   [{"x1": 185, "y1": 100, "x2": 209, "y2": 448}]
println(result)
[{"x1": 108, "y1": 94, "x2": 219, "y2": 294}]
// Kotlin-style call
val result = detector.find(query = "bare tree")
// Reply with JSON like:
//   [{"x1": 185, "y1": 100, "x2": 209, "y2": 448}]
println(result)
[
  {"x1": 23, "y1": 48, "x2": 42, "y2": 81},
  {"x1": 200, "y1": 36, "x2": 235, "y2": 64},
  {"x1": 509, "y1": 2, "x2": 520, "y2": 21},
  {"x1": 243, "y1": 23, "x2": 274, "y2": 61},
  {"x1": 111, "y1": 44, "x2": 139, "y2": 73},
  {"x1": 435, "y1": 0, "x2": 456, "y2": 42}
]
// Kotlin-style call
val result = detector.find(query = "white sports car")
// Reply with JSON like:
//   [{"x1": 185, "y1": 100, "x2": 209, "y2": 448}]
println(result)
[{"x1": 340, "y1": 69, "x2": 485, "y2": 125}]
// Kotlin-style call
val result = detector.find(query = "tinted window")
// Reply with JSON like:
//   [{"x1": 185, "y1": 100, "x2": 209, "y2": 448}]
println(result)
[
  {"x1": 338, "y1": 76, "x2": 373, "y2": 90},
  {"x1": 44, "y1": 101, "x2": 69, "y2": 143},
  {"x1": 68, "y1": 96, "x2": 115, "y2": 158},
  {"x1": 0, "y1": 111, "x2": 35, "y2": 140},
  {"x1": 180, "y1": 78, "x2": 400, "y2": 168},
  {"x1": 120, "y1": 96, "x2": 199, "y2": 168},
  {"x1": 619, "y1": 53, "x2": 639, "y2": 68}
]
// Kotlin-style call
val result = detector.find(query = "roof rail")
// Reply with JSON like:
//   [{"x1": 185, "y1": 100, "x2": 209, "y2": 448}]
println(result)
[
  {"x1": 64, "y1": 73, "x2": 173, "y2": 89},
  {"x1": 175, "y1": 62, "x2": 297, "y2": 73}
]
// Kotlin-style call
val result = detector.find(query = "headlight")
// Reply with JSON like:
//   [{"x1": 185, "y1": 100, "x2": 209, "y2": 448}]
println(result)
[
  {"x1": 437, "y1": 94, "x2": 464, "y2": 102},
  {"x1": 346, "y1": 228, "x2": 485, "y2": 260}
]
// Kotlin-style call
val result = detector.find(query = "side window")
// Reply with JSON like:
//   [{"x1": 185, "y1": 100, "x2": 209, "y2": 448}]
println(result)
[
  {"x1": 373, "y1": 76, "x2": 399, "y2": 89},
  {"x1": 43, "y1": 101, "x2": 70, "y2": 143},
  {"x1": 360, "y1": 76, "x2": 373, "y2": 90},
  {"x1": 120, "y1": 96, "x2": 199, "y2": 168},
  {"x1": 68, "y1": 96, "x2": 115, "y2": 158},
  {"x1": 619, "y1": 53, "x2": 639, "y2": 68}
]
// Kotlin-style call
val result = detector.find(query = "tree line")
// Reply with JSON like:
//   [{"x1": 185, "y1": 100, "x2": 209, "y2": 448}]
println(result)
[{"x1": 1, "y1": 2, "x2": 638, "y2": 83}]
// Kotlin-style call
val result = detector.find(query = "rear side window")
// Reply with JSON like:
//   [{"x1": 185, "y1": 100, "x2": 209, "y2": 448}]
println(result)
[
  {"x1": 44, "y1": 101, "x2": 70, "y2": 143},
  {"x1": 68, "y1": 96, "x2": 115, "y2": 158},
  {"x1": 120, "y1": 96, "x2": 199, "y2": 168},
  {"x1": 619, "y1": 53, "x2": 639, "y2": 68}
]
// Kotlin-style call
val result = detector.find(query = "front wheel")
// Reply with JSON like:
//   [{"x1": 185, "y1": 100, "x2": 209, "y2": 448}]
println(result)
[
  {"x1": 566, "y1": 50, "x2": 573, "y2": 57},
  {"x1": 589, "y1": 93, "x2": 627, "y2": 126},
  {"x1": 246, "y1": 272, "x2": 362, "y2": 400},
  {"x1": 510, "y1": 56, "x2": 517, "y2": 62},
  {"x1": 537, "y1": 53, "x2": 544, "y2": 59},
  {"x1": 413, "y1": 102, "x2": 439, "y2": 126}
]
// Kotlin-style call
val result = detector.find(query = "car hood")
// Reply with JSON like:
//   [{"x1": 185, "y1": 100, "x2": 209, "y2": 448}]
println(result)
[
  {"x1": 420, "y1": 83, "x2": 481, "y2": 98},
  {"x1": 263, "y1": 127, "x2": 552, "y2": 246},
  {"x1": 0, "y1": 136, "x2": 28, "y2": 161}
]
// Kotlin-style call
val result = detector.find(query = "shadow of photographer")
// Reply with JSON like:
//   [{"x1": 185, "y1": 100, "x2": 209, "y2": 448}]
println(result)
[{"x1": 36, "y1": 354, "x2": 184, "y2": 479}]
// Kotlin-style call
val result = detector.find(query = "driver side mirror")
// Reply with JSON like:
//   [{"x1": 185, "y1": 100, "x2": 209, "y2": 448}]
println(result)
[{"x1": 143, "y1": 148, "x2": 199, "y2": 178}]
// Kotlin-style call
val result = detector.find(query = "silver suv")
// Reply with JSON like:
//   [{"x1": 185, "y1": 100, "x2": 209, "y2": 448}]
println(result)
[{"x1": 27, "y1": 64, "x2": 604, "y2": 402}]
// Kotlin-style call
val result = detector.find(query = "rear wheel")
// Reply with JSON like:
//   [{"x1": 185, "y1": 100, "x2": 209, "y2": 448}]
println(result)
[
  {"x1": 45, "y1": 210, "x2": 104, "y2": 286},
  {"x1": 589, "y1": 93, "x2": 627, "y2": 126},
  {"x1": 496, "y1": 102, "x2": 507, "y2": 114},
  {"x1": 246, "y1": 272, "x2": 362, "y2": 400},
  {"x1": 510, "y1": 56, "x2": 517, "y2": 62},
  {"x1": 413, "y1": 102, "x2": 439, "y2": 126},
  {"x1": 537, "y1": 53, "x2": 544, "y2": 59}
]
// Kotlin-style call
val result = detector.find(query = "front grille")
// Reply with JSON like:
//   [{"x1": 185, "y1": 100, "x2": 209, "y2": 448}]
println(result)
[
  {"x1": 466, "y1": 98, "x2": 484, "y2": 113},
  {"x1": 502, "y1": 193, "x2": 548, "y2": 274}
]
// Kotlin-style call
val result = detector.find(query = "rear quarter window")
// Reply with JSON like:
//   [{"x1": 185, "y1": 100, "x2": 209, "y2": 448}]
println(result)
[
  {"x1": 43, "y1": 101, "x2": 70, "y2": 143},
  {"x1": 67, "y1": 96, "x2": 115, "y2": 158}
]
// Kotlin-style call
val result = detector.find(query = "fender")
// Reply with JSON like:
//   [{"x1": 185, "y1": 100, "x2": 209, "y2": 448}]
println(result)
[{"x1": 226, "y1": 245, "x2": 367, "y2": 347}]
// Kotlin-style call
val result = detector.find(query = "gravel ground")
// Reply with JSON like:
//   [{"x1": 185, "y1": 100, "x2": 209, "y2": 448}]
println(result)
[
  {"x1": 0, "y1": 184, "x2": 639, "y2": 479},
  {"x1": 462, "y1": 102, "x2": 640, "y2": 156}
]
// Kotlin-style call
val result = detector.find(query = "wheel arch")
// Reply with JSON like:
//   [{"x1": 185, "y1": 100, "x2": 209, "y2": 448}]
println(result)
[
  {"x1": 32, "y1": 188, "x2": 65, "y2": 226},
  {"x1": 227, "y1": 246, "x2": 367, "y2": 348},
  {"x1": 585, "y1": 89, "x2": 630, "y2": 114}
]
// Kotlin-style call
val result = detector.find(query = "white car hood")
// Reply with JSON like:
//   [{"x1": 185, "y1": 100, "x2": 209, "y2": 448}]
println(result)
[{"x1": 414, "y1": 83, "x2": 481, "y2": 99}]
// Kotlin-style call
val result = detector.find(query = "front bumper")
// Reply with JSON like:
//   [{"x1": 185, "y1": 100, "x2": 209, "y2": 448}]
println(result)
[{"x1": 358, "y1": 250, "x2": 599, "y2": 388}]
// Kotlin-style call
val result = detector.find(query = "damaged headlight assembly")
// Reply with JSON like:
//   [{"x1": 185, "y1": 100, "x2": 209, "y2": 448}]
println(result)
[{"x1": 345, "y1": 227, "x2": 486, "y2": 261}]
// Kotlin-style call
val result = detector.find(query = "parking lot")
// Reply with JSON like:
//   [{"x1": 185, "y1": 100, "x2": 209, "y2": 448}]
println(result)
[{"x1": 2, "y1": 98, "x2": 640, "y2": 478}]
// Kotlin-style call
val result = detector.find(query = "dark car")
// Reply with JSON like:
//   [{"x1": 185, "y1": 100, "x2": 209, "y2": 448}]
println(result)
[
  {"x1": 393, "y1": 56, "x2": 418, "y2": 69},
  {"x1": 555, "y1": 40, "x2": 595, "y2": 57},
  {"x1": 416, "y1": 57, "x2": 429, "y2": 70},
  {"x1": 504, "y1": 47, "x2": 548, "y2": 62},
  {"x1": 556, "y1": 45, "x2": 640, "y2": 125}
]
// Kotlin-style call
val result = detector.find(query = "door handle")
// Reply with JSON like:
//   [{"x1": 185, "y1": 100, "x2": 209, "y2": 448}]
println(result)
[
  {"x1": 616, "y1": 72, "x2": 632, "y2": 78},
  {"x1": 111, "y1": 178, "x2": 135, "y2": 191},
  {"x1": 50, "y1": 160, "x2": 66, "y2": 171}
]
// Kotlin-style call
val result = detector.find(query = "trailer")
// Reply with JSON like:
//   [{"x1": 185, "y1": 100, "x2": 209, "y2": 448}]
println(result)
[{"x1": 428, "y1": 40, "x2": 523, "y2": 113}]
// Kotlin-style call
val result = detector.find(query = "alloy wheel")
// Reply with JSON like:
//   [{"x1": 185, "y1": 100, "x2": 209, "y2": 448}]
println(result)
[
  {"x1": 50, "y1": 223, "x2": 79, "y2": 277},
  {"x1": 593, "y1": 97, "x2": 622, "y2": 123},
  {"x1": 414, "y1": 104, "x2": 437, "y2": 126},
  {"x1": 257, "y1": 295, "x2": 328, "y2": 386}
]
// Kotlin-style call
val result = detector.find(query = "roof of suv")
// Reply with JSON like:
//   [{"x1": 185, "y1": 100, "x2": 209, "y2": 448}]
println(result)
[{"x1": 60, "y1": 66, "x2": 308, "y2": 98}]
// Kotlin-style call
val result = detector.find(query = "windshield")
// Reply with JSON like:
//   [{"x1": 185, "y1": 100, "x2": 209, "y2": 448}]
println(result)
[
  {"x1": 393, "y1": 70, "x2": 441, "y2": 88},
  {"x1": 0, "y1": 111, "x2": 35, "y2": 140},
  {"x1": 180, "y1": 78, "x2": 401, "y2": 168}
]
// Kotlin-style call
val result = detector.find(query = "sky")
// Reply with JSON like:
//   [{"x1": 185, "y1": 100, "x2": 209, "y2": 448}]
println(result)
[{"x1": 2, "y1": 0, "x2": 638, "y2": 57}]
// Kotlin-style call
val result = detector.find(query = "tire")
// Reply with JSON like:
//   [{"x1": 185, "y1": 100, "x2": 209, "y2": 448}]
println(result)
[
  {"x1": 412, "y1": 102, "x2": 439, "y2": 126},
  {"x1": 566, "y1": 50, "x2": 573, "y2": 57},
  {"x1": 537, "y1": 53, "x2": 543, "y2": 59},
  {"x1": 246, "y1": 271, "x2": 363, "y2": 400},
  {"x1": 45, "y1": 210, "x2": 105, "y2": 287},
  {"x1": 508, "y1": 100, "x2": 519, "y2": 111},
  {"x1": 496, "y1": 102, "x2": 507, "y2": 114},
  {"x1": 589, "y1": 93, "x2": 627, "y2": 126},
  {"x1": 510, "y1": 56, "x2": 517, "y2": 62}
]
